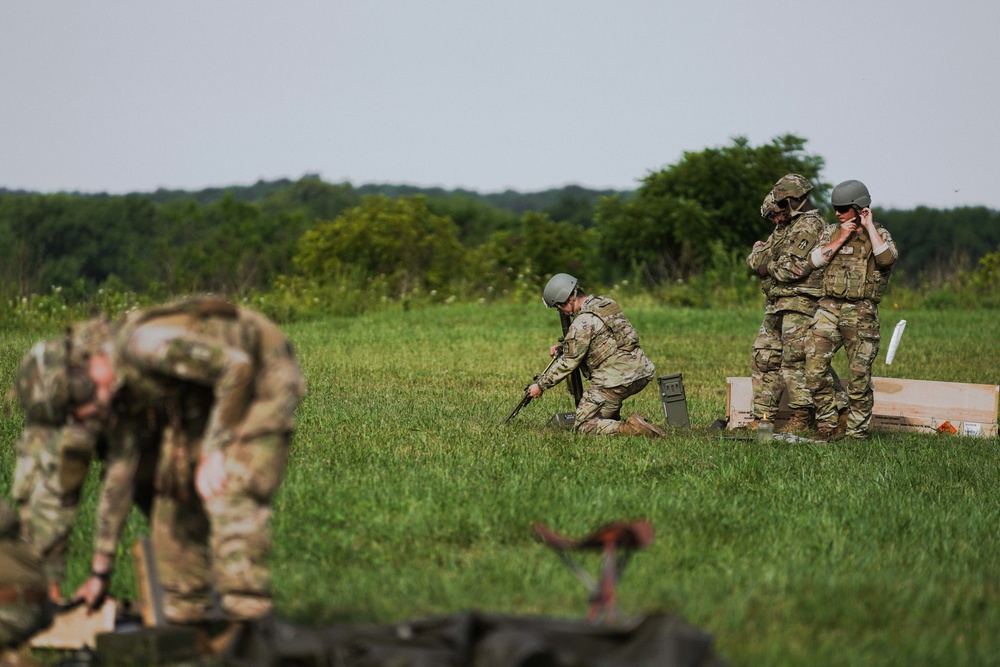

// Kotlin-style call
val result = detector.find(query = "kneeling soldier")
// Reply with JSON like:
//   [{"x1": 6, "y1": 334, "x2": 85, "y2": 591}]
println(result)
[{"x1": 528, "y1": 273, "x2": 664, "y2": 437}]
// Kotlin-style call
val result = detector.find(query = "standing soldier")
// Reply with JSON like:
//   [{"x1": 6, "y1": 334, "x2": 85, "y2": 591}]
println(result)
[
  {"x1": 747, "y1": 194, "x2": 847, "y2": 432},
  {"x1": 65, "y1": 296, "x2": 306, "y2": 650},
  {"x1": 745, "y1": 192, "x2": 789, "y2": 428},
  {"x1": 806, "y1": 180, "x2": 897, "y2": 440},
  {"x1": 526, "y1": 273, "x2": 664, "y2": 437},
  {"x1": 0, "y1": 498, "x2": 52, "y2": 666},
  {"x1": 755, "y1": 174, "x2": 832, "y2": 433}
]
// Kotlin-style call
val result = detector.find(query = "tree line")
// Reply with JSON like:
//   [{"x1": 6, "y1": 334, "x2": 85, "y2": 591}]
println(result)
[{"x1": 1, "y1": 134, "x2": 998, "y2": 323}]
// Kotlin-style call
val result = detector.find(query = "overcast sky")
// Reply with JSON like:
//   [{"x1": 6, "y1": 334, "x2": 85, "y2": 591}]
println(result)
[{"x1": 1, "y1": 1, "x2": 997, "y2": 210}]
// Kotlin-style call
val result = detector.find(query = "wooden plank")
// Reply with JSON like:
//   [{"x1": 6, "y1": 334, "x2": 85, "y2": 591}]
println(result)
[
  {"x1": 30, "y1": 599, "x2": 117, "y2": 650},
  {"x1": 725, "y1": 377, "x2": 999, "y2": 437}
]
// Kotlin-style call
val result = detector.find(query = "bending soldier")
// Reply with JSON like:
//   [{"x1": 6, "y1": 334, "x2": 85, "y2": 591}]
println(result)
[
  {"x1": 62, "y1": 297, "x2": 306, "y2": 645},
  {"x1": 527, "y1": 274, "x2": 664, "y2": 437},
  {"x1": 10, "y1": 324, "x2": 176, "y2": 608}
]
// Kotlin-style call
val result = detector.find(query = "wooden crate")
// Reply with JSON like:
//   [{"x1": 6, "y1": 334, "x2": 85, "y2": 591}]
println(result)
[{"x1": 726, "y1": 376, "x2": 999, "y2": 438}]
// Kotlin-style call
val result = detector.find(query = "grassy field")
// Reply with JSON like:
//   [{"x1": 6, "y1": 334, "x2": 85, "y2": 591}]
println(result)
[{"x1": 3, "y1": 301, "x2": 1000, "y2": 666}]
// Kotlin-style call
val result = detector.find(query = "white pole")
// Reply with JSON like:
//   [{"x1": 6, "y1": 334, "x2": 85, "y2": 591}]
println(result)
[{"x1": 885, "y1": 320, "x2": 907, "y2": 365}]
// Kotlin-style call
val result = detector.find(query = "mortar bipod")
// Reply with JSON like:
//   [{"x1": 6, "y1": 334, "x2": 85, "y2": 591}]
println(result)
[{"x1": 532, "y1": 520, "x2": 654, "y2": 624}]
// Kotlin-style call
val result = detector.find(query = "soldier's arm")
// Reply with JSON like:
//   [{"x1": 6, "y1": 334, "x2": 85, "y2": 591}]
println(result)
[
  {"x1": 808, "y1": 222, "x2": 855, "y2": 269},
  {"x1": 538, "y1": 317, "x2": 593, "y2": 390},
  {"x1": 768, "y1": 220, "x2": 821, "y2": 282},
  {"x1": 746, "y1": 236, "x2": 771, "y2": 272},
  {"x1": 92, "y1": 421, "x2": 143, "y2": 559},
  {"x1": 75, "y1": 419, "x2": 142, "y2": 608},
  {"x1": 125, "y1": 325, "x2": 254, "y2": 457},
  {"x1": 872, "y1": 224, "x2": 898, "y2": 267}
]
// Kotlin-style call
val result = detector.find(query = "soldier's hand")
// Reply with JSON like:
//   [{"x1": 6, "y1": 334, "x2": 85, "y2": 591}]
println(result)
[
  {"x1": 196, "y1": 451, "x2": 228, "y2": 501},
  {"x1": 528, "y1": 383, "x2": 543, "y2": 399},
  {"x1": 548, "y1": 344, "x2": 562, "y2": 358},
  {"x1": 73, "y1": 576, "x2": 108, "y2": 612},
  {"x1": 48, "y1": 580, "x2": 66, "y2": 605}
]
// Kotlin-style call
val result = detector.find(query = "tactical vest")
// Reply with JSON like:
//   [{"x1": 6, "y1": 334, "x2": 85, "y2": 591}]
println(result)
[
  {"x1": 579, "y1": 296, "x2": 640, "y2": 368},
  {"x1": 823, "y1": 227, "x2": 892, "y2": 303}
]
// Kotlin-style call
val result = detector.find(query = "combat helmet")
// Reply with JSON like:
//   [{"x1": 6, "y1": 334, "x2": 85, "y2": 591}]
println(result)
[
  {"x1": 760, "y1": 192, "x2": 780, "y2": 220},
  {"x1": 65, "y1": 317, "x2": 113, "y2": 370},
  {"x1": 13, "y1": 339, "x2": 97, "y2": 425},
  {"x1": 831, "y1": 179, "x2": 872, "y2": 209},
  {"x1": 771, "y1": 174, "x2": 813, "y2": 202},
  {"x1": 542, "y1": 273, "x2": 578, "y2": 308}
]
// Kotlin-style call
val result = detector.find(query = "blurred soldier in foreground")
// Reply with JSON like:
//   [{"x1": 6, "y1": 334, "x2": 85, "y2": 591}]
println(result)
[
  {"x1": 9, "y1": 324, "x2": 167, "y2": 608},
  {"x1": 754, "y1": 174, "x2": 833, "y2": 433},
  {"x1": 62, "y1": 296, "x2": 306, "y2": 650},
  {"x1": 0, "y1": 498, "x2": 51, "y2": 667},
  {"x1": 527, "y1": 274, "x2": 664, "y2": 437},
  {"x1": 806, "y1": 180, "x2": 897, "y2": 440}
]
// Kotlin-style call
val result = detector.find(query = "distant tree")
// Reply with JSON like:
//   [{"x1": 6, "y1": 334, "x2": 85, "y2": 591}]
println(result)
[
  {"x1": 876, "y1": 206, "x2": 1000, "y2": 286},
  {"x1": 468, "y1": 211, "x2": 600, "y2": 296},
  {"x1": 596, "y1": 134, "x2": 827, "y2": 283},
  {"x1": 0, "y1": 193, "x2": 158, "y2": 293},
  {"x1": 294, "y1": 195, "x2": 465, "y2": 296},
  {"x1": 424, "y1": 195, "x2": 519, "y2": 246}
]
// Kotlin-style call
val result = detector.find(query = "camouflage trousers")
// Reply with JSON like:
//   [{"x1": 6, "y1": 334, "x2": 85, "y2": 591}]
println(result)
[
  {"x1": 574, "y1": 378, "x2": 650, "y2": 435},
  {"x1": 750, "y1": 312, "x2": 784, "y2": 421},
  {"x1": 0, "y1": 597, "x2": 51, "y2": 650},
  {"x1": 153, "y1": 432, "x2": 291, "y2": 624},
  {"x1": 753, "y1": 311, "x2": 849, "y2": 421},
  {"x1": 806, "y1": 298, "x2": 881, "y2": 437},
  {"x1": 11, "y1": 425, "x2": 95, "y2": 583},
  {"x1": 778, "y1": 310, "x2": 815, "y2": 411},
  {"x1": 0, "y1": 512, "x2": 52, "y2": 650}
]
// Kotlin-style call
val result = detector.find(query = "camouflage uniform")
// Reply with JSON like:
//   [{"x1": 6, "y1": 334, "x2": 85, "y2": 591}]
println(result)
[
  {"x1": 537, "y1": 295, "x2": 655, "y2": 435},
  {"x1": 760, "y1": 207, "x2": 831, "y2": 413},
  {"x1": 0, "y1": 499, "x2": 51, "y2": 651},
  {"x1": 749, "y1": 228, "x2": 847, "y2": 424},
  {"x1": 9, "y1": 340, "x2": 101, "y2": 587},
  {"x1": 747, "y1": 228, "x2": 787, "y2": 422},
  {"x1": 88, "y1": 297, "x2": 307, "y2": 624},
  {"x1": 806, "y1": 224, "x2": 898, "y2": 438}
]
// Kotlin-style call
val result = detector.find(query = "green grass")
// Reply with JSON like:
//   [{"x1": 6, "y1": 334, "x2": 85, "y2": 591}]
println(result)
[{"x1": 3, "y1": 301, "x2": 1000, "y2": 666}]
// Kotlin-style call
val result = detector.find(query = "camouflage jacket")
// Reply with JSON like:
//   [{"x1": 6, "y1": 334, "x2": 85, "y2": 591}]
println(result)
[
  {"x1": 94, "y1": 298, "x2": 307, "y2": 556},
  {"x1": 822, "y1": 223, "x2": 898, "y2": 303},
  {"x1": 539, "y1": 295, "x2": 654, "y2": 391},
  {"x1": 764, "y1": 209, "x2": 832, "y2": 314}
]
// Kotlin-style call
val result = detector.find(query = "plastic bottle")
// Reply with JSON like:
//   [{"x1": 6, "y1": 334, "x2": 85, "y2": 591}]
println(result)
[{"x1": 757, "y1": 420, "x2": 774, "y2": 442}]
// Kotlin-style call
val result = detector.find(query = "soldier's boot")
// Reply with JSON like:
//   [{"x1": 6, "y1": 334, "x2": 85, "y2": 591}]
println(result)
[
  {"x1": 193, "y1": 620, "x2": 246, "y2": 657},
  {"x1": 619, "y1": 414, "x2": 666, "y2": 438},
  {"x1": 0, "y1": 649, "x2": 41, "y2": 667},
  {"x1": 838, "y1": 408, "x2": 849, "y2": 433},
  {"x1": 737, "y1": 418, "x2": 760, "y2": 431},
  {"x1": 813, "y1": 425, "x2": 842, "y2": 442},
  {"x1": 776, "y1": 408, "x2": 812, "y2": 434}
]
